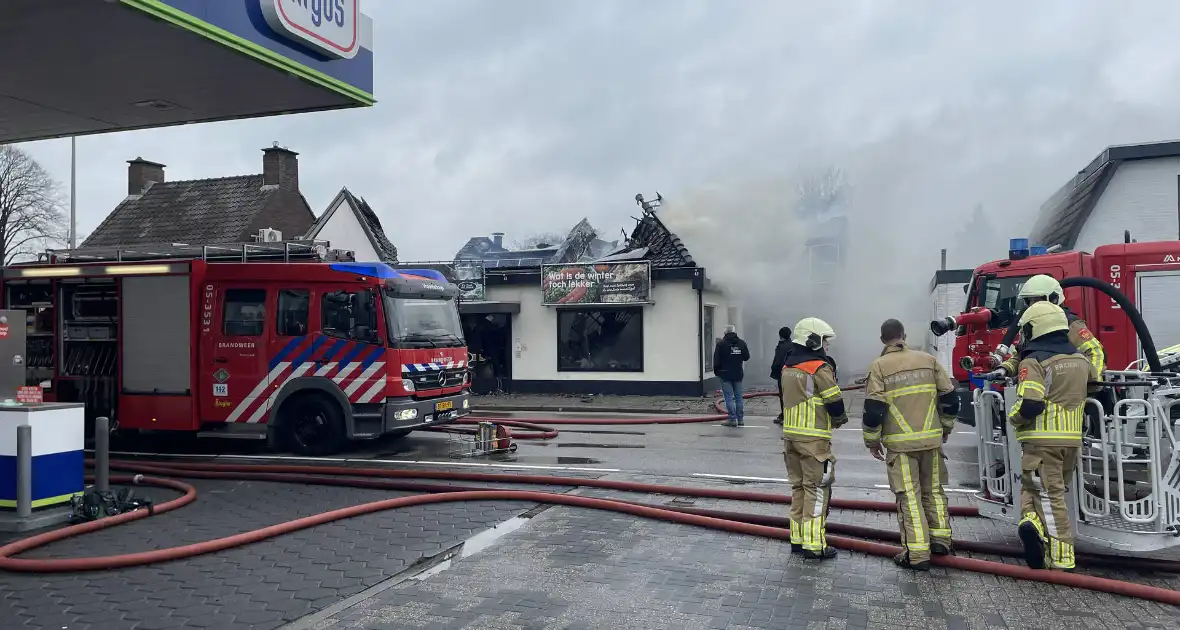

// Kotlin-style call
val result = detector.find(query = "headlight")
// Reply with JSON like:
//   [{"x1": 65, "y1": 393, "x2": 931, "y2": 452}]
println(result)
[
  {"x1": 401, "y1": 379, "x2": 415, "y2": 392},
  {"x1": 394, "y1": 408, "x2": 418, "y2": 421}
]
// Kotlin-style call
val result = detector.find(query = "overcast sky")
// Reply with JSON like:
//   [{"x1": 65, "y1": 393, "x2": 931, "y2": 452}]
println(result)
[{"x1": 17, "y1": 0, "x2": 1180, "y2": 266}]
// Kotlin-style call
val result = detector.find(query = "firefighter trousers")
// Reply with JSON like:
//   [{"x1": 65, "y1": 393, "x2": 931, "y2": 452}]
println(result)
[
  {"x1": 1020, "y1": 443, "x2": 1080, "y2": 570},
  {"x1": 885, "y1": 448, "x2": 952, "y2": 563},
  {"x1": 784, "y1": 438, "x2": 836, "y2": 552}
]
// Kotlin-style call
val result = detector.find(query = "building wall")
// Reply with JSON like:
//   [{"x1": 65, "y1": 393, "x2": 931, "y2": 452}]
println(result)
[
  {"x1": 313, "y1": 203, "x2": 379, "y2": 261},
  {"x1": 484, "y1": 279, "x2": 707, "y2": 392},
  {"x1": 927, "y1": 282, "x2": 968, "y2": 375},
  {"x1": 1075, "y1": 157, "x2": 1180, "y2": 251},
  {"x1": 702, "y1": 289, "x2": 734, "y2": 377}
]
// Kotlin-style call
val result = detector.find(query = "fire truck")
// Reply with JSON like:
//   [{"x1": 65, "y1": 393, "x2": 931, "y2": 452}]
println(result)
[
  {"x1": 1, "y1": 240, "x2": 471, "y2": 456},
  {"x1": 932, "y1": 236, "x2": 1180, "y2": 554},
  {"x1": 935, "y1": 235, "x2": 1180, "y2": 388}
]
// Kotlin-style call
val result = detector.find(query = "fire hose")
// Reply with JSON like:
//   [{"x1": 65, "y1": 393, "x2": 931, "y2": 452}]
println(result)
[
  {"x1": 2, "y1": 459, "x2": 1179, "y2": 607},
  {"x1": 434, "y1": 387, "x2": 864, "y2": 440}
]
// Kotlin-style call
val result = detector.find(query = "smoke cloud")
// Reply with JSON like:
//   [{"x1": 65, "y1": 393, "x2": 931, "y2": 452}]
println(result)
[{"x1": 660, "y1": 98, "x2": 1180, "y2": 382}]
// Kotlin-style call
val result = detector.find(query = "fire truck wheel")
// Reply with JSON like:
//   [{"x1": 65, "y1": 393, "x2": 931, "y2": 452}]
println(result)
[{"x1": 278, "y1": 393, "x2": 346, "y2": 456}]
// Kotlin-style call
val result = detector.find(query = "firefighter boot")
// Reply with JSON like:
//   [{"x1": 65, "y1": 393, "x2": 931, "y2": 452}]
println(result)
[
  {"x1": 802, "y1": 547, "x2": 837, "y2": 561},
  {"x1": 1018, "y1": 513, "x2": 1047, "y2": 570},
  {"x1": 930, "y1": 541, "x2": 954, "y2": 556},
  {"x1": 893, "y1": 551, "x2": 930, "y2": 572}
]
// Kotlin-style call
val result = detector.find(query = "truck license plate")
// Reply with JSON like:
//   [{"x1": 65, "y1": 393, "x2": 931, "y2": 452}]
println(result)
[{"x1": 435, "y1": 401, "x2": 453, "y2": 412}]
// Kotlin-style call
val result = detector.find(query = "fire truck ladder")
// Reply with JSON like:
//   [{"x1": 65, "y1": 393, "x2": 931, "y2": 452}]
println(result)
[{"x1": 37, "y1": 240, "x2": 356, "y2": 265}]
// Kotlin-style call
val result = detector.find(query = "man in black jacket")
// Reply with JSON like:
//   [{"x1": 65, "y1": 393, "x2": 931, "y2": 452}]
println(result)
[
  {"x1": 714, "y1": 325, "x2": 751, "y2": 426},
  {"x1": 770, "y1": 326, "x2": 792, "y2": 425}
]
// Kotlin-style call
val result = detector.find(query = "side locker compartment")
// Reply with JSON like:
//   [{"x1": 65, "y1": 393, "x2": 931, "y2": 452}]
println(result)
[
  {"x1": 57, "y1": 278, "x2": 118, "y2": 435},
  {"x1": 119, "y1": 274, "x2": 194, "y2": 430}
]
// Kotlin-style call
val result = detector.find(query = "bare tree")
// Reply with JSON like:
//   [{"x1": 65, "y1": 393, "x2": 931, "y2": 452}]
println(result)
[
  {"x1": 512, "y1": 231, "x2": 565, "y2": 250},
  {"x1": 0, "y1": 145, "x2": 67, "y2": 265},
  {"x1": 795, "y1": 166, "x2": 849, "y2": 218}
]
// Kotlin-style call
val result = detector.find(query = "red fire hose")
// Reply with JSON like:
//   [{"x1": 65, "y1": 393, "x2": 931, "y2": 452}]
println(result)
[
  {"x1": 1, "y1": 467, "x2": 1178, "y2": 608},
  {"x1": 439, "y1": 388, "x2": 853, "y2": 439}
]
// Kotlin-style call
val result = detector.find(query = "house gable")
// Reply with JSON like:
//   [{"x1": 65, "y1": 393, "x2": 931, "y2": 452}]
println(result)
[{"x1": 305, "y1": 188, "x2": 398, "y2": 263}]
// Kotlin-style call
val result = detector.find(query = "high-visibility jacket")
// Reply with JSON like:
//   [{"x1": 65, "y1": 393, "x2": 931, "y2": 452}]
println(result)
[
  {"x1": 1003, "y1": 308, "x2": 1104, "y2": 381},
  {"x1": 1009, "y1": 342, "x2": 1094, "y2": 446},
  {"x1": 862, "y1": 343, "x2": 957, "y2": 452},
  {"x1": 781, "y1": 347, "x2": 847, "y2": 441}
]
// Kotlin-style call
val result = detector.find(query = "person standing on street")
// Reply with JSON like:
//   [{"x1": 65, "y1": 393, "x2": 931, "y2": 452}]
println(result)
[
  {"x1": 862, "y1": 319, "x2": 959, "y2": 571},
  {"x1": 714, "y1": 324, "x2": 750, "y2": 427},
  {"x1": 770, "y1": 326, "x2": 792, "y2": 425},
  {"x1": 1004, "y1": 301, "x2": 1094, "y2": 571},
  {"x1": 780, "y1": 317, "x2": 845, "y2": 560}
]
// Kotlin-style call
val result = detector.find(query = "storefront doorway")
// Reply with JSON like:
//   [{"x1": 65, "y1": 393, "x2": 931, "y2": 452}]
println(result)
[{"x1": 461, "y1": 312, "x2": 513, "y2": 394}]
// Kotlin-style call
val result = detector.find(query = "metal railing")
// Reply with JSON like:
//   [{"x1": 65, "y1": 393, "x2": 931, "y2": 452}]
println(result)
[{"x1": 34, "y1": 240, "x2": 355, "y2": 265}]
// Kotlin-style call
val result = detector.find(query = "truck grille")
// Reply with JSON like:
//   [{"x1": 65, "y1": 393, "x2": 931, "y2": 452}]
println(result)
[{"x1": 404, "y1": 367, "x2": 466, "y2": 390}]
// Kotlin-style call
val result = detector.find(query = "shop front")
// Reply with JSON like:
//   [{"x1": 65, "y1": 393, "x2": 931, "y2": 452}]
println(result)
[{"x1": 452, "y1": 262, "x2": 734, "y2": 397}]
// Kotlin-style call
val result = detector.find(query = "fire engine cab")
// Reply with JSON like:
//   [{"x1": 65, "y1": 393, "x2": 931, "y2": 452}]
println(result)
[{"x1": 1, "y1": 240, "x2": 471, "y2": 455}]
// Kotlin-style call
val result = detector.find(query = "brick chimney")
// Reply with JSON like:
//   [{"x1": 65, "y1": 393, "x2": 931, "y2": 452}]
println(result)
[
  {"x1": 262, "y1": 144, "x2": 299, "y2": 190},
  {"x1": 491, "y1": 232, "x2": 504, "y2": 249},
  {"x1": 127, "y1": 158, "x2": 165, "y2": 195}
]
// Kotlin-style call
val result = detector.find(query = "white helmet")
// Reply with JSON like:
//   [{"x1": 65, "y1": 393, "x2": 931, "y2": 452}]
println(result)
[
  {"x1": 792, "y1": 317, "x2": 836, "y2": 351},
  {"x1": 1018, "y1": 301, "x2": 1069, "y2": 340},
  {"x1": 1018, "y1": 274, "x2": 1064, "y2": 306}
]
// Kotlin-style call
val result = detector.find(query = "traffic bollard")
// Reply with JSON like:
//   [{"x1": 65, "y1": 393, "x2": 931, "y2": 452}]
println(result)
[
  {"x1": 95, "y1": 416, "x2": 110, "y2": 493},
  {"x1": 17, "y1": 425, "x2": 31, "y2": 518}
]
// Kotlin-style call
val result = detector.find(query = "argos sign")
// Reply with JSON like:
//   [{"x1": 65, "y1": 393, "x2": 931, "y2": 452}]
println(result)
[{"x1": 260, "y1": 0, "x2": 360, "y2": 60}]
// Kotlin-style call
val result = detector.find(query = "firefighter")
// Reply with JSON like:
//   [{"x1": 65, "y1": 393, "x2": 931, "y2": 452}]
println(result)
[
  {"x1": 781, "y1": 317, "x2": 846, "y2": 560},
  {"x1": 1007, "y1": 301, "x2": 1095, "y2": 571},
  {"x1": 862, "y1": 319, "x2": 959, "y2": 571},
  {"x1": 986, "y1": 274, "x2": 1108, "y2": 435},
  {"x1": 988, "y1": 274, "x2": 1105, "y2": 380}
]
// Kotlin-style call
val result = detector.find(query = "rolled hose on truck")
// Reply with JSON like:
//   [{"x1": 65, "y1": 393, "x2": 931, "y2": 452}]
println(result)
[{"x1": 2, "y1": 460, "x2": 1179, "y2": 607}]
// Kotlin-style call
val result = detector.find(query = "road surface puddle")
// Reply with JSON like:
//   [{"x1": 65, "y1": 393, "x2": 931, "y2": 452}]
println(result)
[{"x1": 410, "y1": 516, "x2": 530, "y2": 581}]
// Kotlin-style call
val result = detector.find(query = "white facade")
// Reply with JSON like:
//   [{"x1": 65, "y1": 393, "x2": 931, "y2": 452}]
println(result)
[
  {"x1": 482, "y1": 280, "x2": 730, "y2": 390},
  {"x1": 927, "y1": 278, "x2": 969, "y2": 374},
  {"x1": 313, "y1": 198, "x2": 380, "y2": 261},
  {"x1": 1075, "y1": 157, "x2": 1180, "y2": 251}
]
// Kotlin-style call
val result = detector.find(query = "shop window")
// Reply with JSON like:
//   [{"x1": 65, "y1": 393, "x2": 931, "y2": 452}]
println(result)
[
  {"x1": 223, "y1": 289, "x2": 267, "y2": 337},
  {"x1": 321, "y1": 289, "x2": 380, "y2": 344},
  {"x1": 557, "y1": 308, "x2": 643, "y2": 372},
  {"x1": 703, "y1": 305, "x2": 716, "y2": 371},
  {"x1": 276, "y1": 289, "x2": 310, "y2": 336}
]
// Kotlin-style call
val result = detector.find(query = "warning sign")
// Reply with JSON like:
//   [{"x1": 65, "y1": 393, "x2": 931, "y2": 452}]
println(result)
[{"x1": 16, "y1": 386, "x2": 43, "y2": 404}]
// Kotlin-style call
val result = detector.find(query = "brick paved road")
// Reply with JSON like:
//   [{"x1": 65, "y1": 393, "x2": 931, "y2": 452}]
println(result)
[
  {"x1": 315, "y1": 474, "x2": 1180, "y2": 630},
  {"x1": 0, "y1": 475, "x2": 569, "y2": 630}
]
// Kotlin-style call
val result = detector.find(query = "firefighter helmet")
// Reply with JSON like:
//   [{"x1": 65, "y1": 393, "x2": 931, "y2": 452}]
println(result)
[
  {"x1": 792, "y1": 317, "x2": 836, "y2": 351},
  {"x1": 1017, "y1": 301, "x2": 1069, "y2": 340},
  {"x1": 1018, "y1": 274, "x2": 1064, "y2": 305}
]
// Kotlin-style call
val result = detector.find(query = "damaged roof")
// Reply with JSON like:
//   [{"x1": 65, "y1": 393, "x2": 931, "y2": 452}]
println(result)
[
  {"x1": 616, "y1": 210, "x2": 695, "y2": 268},
  {"x1": 83, "y1": 175, "x2": 315, "y2": 247},
  {"x1": 306, "y1": 188, "x2": 399, "y2": 263},
  {"x1": 1029, "y1": 140, "x2": 1180, "y2": 250},
  {"x1": 455, "y1": 218, "x2": 617, "y2": 269}
]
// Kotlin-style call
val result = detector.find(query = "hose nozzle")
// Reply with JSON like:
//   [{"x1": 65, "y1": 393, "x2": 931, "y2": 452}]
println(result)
[{"x1": 931, "y1": 316, "x2": 957, "y2": 337}]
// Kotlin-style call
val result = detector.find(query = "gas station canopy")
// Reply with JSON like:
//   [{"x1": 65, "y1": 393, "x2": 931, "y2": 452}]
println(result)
[{"x1": 0, "y1": 0, "x2": 374, "y2": 143}]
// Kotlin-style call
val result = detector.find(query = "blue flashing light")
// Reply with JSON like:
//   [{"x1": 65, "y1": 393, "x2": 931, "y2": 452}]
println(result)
[
  {"x1": 397, "y1": 268, "x2": 448, "y2": 283},
  {"x1": 329, "y1": 262, "x2": 397, "y2": 279},
  {"x1": 1030, "y1": 245, "x2": 1048, "y2": 256},
  {"x1": 1009, "y1": 238, "x2": 1029, "y2": 251}
]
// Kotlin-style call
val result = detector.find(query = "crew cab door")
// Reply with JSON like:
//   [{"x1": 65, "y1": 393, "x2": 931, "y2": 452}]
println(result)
[{"x1": 200, "y1": 285, "x2": 271, "y2": 424}]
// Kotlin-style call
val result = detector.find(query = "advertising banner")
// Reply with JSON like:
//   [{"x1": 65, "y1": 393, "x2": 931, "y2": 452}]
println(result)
[
  {"x1": 541, "y1": 262, "x2": 652, "y2": 306},
  {"x1": 452, "y1": 261, "x2": 486, "y2": 301},
  {"x1": 399, "y1": 262, "x2": 485, "y2": 301}
]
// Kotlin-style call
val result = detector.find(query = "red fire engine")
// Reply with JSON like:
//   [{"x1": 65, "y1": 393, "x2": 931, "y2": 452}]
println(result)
[
  {"x1": 1, "y1": 241, "x2": 471, "y2": 455},
  {"x1": 935, "y1": 235, "x2": 1180, "y2": 406}
]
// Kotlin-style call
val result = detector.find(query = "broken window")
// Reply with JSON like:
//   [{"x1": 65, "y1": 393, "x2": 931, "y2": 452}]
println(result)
[{"x1": 557, "y1": 308, "x2": 643, "y2": 372}]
